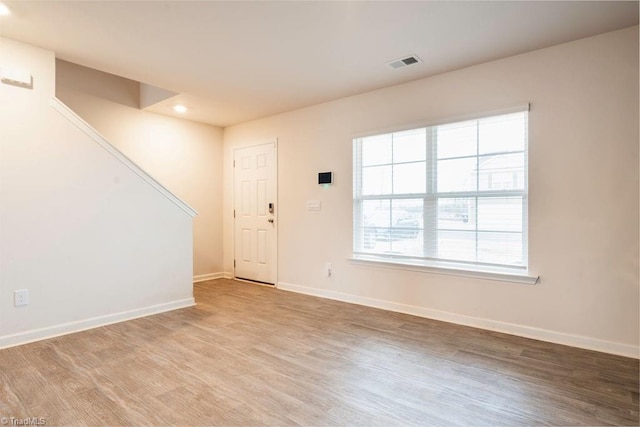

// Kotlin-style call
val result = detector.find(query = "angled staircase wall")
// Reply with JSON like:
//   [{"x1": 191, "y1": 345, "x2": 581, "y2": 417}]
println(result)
[{"x1": 0, "y1": 37, "x2": 196, "y2": 348}]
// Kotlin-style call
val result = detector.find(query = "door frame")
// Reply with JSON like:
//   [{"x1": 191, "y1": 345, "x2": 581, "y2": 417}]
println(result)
[{"x1": 232, "y1": 138, "x2": 278, "y2": 285}]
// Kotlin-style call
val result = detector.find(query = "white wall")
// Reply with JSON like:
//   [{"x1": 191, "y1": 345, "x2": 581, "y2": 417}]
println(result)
[
  {"x1": 223, "y1": 27, "x2": 639, "y2": 356},
  {"x1": 0, "y1": 38, "x2": 195, "y2": 348},
  {"x1": 55, "y1": 60, "x2": 224, "y2": 279}
]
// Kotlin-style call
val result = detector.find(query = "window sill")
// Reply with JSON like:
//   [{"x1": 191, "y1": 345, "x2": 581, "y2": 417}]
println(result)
[{"x1": 349, "y1": 255, "x2": 539, "y2": 285}]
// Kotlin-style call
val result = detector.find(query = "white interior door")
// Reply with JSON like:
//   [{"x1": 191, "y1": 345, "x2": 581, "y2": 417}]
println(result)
[{"x1": 233, "y1": 142, "x2": 277, "y2": 284}]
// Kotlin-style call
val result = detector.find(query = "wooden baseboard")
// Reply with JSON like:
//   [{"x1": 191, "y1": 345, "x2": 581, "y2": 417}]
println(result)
[
  {"x1": 193, "y1": 273, "x2": 225, "y2": 283},
  {"x1": 277, "y1": 281, "x2": 639, "y2": 359},
  {"x1": 0, "y1": 298, "x2": 195, "y2": 350}
]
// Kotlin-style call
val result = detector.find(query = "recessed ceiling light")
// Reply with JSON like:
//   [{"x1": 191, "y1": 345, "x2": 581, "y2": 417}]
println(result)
[
  {"x1": 173, "y1": 105, "x2": 187, "y2": 113},
  {"x1": 0, "y1": 3, "x2": 11, "y2": 16}
]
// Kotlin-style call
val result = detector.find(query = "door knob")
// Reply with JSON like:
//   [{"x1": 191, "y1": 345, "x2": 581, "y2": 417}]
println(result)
[{"x1": 268, "y1": 218, "x2": 274, "y2": 223}]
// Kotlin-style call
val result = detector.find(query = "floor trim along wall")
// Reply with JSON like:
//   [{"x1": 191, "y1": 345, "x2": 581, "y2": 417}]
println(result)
[
  {"x1": 0, "y1": 298, "x2": 195, "y2": 350},
  {"x1": 277, "y1": 281, "x2": 639, "y2": 359},
  {"x1": 193, "y1": 273, "x2": 225, "y2": 283}
]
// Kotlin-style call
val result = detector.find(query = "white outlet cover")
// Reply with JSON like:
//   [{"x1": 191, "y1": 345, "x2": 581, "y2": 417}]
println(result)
[{"x1": 14, "y1": 289, "x2": 29, "y2": 306}]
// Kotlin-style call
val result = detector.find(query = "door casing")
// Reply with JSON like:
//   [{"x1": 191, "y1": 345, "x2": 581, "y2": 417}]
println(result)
[{"x1": 232, "y1": 140, "x2": 278, "y2": 285}]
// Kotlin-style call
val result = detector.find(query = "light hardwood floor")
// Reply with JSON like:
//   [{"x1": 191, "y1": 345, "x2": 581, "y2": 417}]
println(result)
[{"x1": 0, "y1": 278, "x2": 638, "y2": 426}]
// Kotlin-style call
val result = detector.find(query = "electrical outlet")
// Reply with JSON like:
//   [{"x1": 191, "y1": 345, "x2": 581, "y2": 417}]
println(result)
[
  {"x1": 14, "y1": 289, "x2": 28, "y2": 307},
  {"x1": 325, "y1": 262, "x2": 332, "y2": 277}
]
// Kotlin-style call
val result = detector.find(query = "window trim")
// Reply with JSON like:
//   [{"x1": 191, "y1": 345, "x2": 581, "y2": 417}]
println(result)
[
  {"x1": 352, "y1": 104, "x2": 532, "y2": 278},
  {"x1": 349, "y1": 256, "x2": 539, "y2": 285},
  {"x1": 352, "y1": 104, "x2": 530, "y2": 140}
]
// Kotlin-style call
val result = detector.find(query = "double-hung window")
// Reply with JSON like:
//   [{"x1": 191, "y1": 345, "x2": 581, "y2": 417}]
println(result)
[{"x1": 353, "y1": 108, "x2": 529, "y2": 275}]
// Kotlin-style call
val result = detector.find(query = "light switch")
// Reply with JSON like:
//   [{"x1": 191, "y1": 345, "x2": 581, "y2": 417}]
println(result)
[{"x1": 306, "y1": 200, "x2": 321, "y2": 211}]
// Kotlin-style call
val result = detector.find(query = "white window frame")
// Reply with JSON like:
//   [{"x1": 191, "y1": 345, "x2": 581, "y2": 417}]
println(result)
[{"x1": 351, "y1": 105, "x2": 538, "y2": 285}]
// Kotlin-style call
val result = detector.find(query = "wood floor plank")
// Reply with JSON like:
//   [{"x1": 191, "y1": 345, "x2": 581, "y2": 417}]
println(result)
[{"x1": 0, "y1": 278, "x2": 637, "y2": 426}]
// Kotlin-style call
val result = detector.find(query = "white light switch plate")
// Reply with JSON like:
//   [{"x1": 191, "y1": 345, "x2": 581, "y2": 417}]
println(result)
[{"x1": 306, "y1": 200, "x2": 321, "y2": 211}]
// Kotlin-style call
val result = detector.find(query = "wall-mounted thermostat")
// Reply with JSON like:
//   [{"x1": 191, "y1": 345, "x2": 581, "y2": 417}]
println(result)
[{"x1": 318, "y1": 172, "x2": 333, "y2": 185}]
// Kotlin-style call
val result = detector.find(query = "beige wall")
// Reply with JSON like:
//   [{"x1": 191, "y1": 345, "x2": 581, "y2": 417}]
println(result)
[
  {"x1": 223, "y1": 27, "x2": 639, "y2": 356},
  {"x1": 56, "y1": 60, "x2": 224, "y2": 277},
  {"x1": 0, "y1": 38, "x2": 194, "y2": 348}
]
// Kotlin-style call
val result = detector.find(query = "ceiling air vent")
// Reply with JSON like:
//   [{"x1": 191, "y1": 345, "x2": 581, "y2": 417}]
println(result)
[{"x1": 387, "y1": 55, "x2": 422, "y2": 70}]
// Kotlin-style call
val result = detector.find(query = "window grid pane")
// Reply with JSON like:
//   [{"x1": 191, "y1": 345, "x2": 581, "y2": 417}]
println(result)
[
  {"x1": 354, "y1": 110, "x2": 528, "y2": 269},
  {"x1": 393, "y1": 162, "x2": 426, "y2": 194}
]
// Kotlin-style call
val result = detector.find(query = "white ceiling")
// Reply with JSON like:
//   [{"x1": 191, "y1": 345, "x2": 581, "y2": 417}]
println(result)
[{"x1": 0, "y1": 1, "x2": 638, "y2": 127}]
